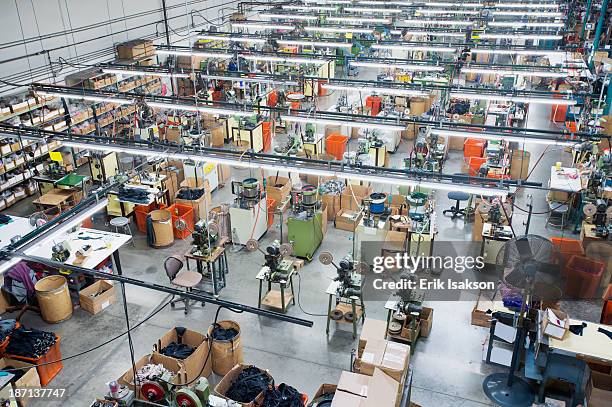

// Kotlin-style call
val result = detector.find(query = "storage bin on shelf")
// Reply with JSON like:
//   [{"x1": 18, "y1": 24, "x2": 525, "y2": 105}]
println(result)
[
  {"x1": 325, "y1": 134, "x2": 349, "y2": 161},
  {"x1": 167, "y1": 203, "x2": 195, "y2": 239},
  {"x1": 563, "y1": 255, "x2": 605, "y2": 299},
  {"x1": 551, "y1": 237, "x2": 584, "y2": 264},
  {"x1": 464, "y1": 138, "x2": 486, "y2": 159},
  {"x1": 6, "y1": 336, "x2": 62, "y2": 387}
]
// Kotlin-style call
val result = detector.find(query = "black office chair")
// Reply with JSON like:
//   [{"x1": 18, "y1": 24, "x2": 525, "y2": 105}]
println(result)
[
  {"x1": 164, "y1": 256, "x2": 203, "y2": 315},
  {"x1": 443, "y1": 191, "x2": 470, "y2": 219}
]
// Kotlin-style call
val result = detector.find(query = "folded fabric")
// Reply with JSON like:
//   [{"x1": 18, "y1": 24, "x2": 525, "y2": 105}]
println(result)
[
  {"x1": 177, "y1": 188, "x2": 205, "y2": 200},
  {"x1": 6, "y1": 326, "x2": 57, "y2": 358},
  {"x1": 262, "y1": 383, "x2": 303, "y2": 407},
  {"x1": 159, "y1": 342, "x2": 195, "y2": 359},
  {"x1": 226, "y1": 366, "x2": 272, "y2": 403}
]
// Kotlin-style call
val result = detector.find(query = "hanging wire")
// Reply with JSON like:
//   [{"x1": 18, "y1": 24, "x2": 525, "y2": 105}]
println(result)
[
  {"x1": 13, "y1": 0, "x2": 34, "y2": 84},
  {"x1": 63, "y1": 0, "x2": 81, "y2": 65}
]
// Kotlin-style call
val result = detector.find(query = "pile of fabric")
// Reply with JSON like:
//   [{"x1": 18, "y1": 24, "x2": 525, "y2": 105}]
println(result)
[
  {"x1": 6, "y1": 326, "x2": 56, "y2": 358},
  {"x1": 135, "y1": 363, "x2": 175, "y2": 385},
  {"x1": 0, "y1": 214, "x2": 12, "y2": 225},
  {"x1": 447, "y1": 101, "x2": 470, "y2": 115},
  {"x1": 318, "y1": 179, "x2": 345, "y2": 196},
  {"x1": 176, "y1": 188, "x2": 205, "y2": 200},
  {"x1": 226, "y1": 366, "x2": 272, "y2": 403},
  {"x1": 118, "y1": 186, "x2": 150, "y2": 204},
  {"x1": 159, "y1": 342, "x2": 195, "y2": 359},
  {"x1": 211, "y1": 324, "x2": 239, "y2": 341},
  {"x1": 262, "y1": 383, "x2": 304, "y2": 407},
  {"x1": 0, "y1": 320, "x2": 17, "y2": 344}
]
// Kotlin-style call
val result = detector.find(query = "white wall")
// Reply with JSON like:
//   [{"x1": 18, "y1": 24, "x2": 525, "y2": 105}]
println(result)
[{"x1": 0, "y1": 0, "x2": 243, "y2": 95}]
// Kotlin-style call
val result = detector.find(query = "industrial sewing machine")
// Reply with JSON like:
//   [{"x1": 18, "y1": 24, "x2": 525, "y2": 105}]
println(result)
[
  {"x1": 190, "y1": 220, "x2": 220, "y2": 257},
  {"x1": 229, "y1": 178, "x2": 268, "y2": 244},
  {"x1": 286, "y1": 185, "x2": 324, "y2": 260}
]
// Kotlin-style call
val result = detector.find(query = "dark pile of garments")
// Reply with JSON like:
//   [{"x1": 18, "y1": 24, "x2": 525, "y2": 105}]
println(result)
[
  {"x1": 211, "y1": 324, "x2": 239, "y2": 341},
  {"x1": 0, "y1": 320, "x2": 17, "y2": 343},
  {"x1": 118, "y1": 186, "x2": 150, "y2": 204},
  {"x1": 0, "y1": 214, "x2": 12, "y2": 225},
  {"x1": 226, "y1": 366, "x2": 273, "y2": 403},
  {"x1": 176, "y1": 188, "x2": 205, "y2": 201},
  {"x1": 262, "y1": 383, "x2": 304, "y2": 407},
  {"x1": 6, "y1": 326, "x2": 57, "y2": 358},
  {"x1": 159, "y1": 342, "x2": 195, "y2": 359},
  {"x1": 447, "y1": 101, "x2": 470, "y2": 115}
]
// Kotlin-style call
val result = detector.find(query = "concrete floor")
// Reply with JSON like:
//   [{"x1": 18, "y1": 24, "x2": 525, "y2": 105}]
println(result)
[{"x1": 2, "y1": 82, "x2": 605, "y2": 406}]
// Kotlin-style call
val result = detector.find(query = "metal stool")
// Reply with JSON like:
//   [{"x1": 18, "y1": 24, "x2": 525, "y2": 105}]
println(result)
[
  {"x1": 443, "y1": 191, "x2": 470, "y2": 219},
  {"x1": 110, "y1": 216, "x2": 135, "y2": 246},
  {"x1": 545, "y1": 201, "x2": 569, "y2": 229}
]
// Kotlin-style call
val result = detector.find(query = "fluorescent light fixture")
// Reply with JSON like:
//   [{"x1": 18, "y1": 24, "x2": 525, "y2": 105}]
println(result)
[
  {"x1": 358, "y1": 1, "x2": 414, "y2": 5},
  {"x1": 488, "y1": 21, "x2": 565, "y2": 28},
  {"x1": 147, "y1": 101, "x2": 254, "y2": 116},
  {"x1": 277, "y1": 39, "x2": 353, "y2": 48},
  {"x1": 430, "y1": 129, "x2": 577, "y2": 146},
  {"x1": 304, "y1": 26, "x2": 374, "y2": 34},
  {"x1": 350, "y1": 61, "x2": 445, "y2": 71},
  {"x1": 478, "y1": 33, "x2": 563, "y2": 40},
  {"x1": 62, "y1": 141, "x2": 508, "y2": 197},
  {"x1": 198, "y1": 34, "x2": 267, "y2": 44},
  {"x1": 344, "y1": 7, "x2": 404, "y2": 13},
  {"x1": 231, "y1": 22, "x2": 295, "y2": 30},
  {"x1": 101, "y1": 68, "x2": 189, "y2": 78},
  {"x1": 156, "y1": 49, "x2": 232, "y2": 59},
  {"x1": 241, "y1": 55, "x2": 329, "y2": 64},
  {"x1": 392, "y1": 29, "x2": 466, "y2": 38},
  {"x1": 322, "y1": 83, "x2": 427, "y2": 96},
  {"x1": 199, "y1": 74, "x2": 299, "y2": 86},
  {"x1": 423, "y1": 2, "x2": 481, "y2": 6},
  {"x1": 418, "y1": 9, "x2": 480, "y2": 15},
  {"x1": 282, "y1": 5, "x2": 337, "y2": 11},
  {"x1": 372, "y1": 43, "x2": 456, "y2": 53},
  {"x1": 260, "y1": 13, "x2": 319, "y2": 21},
  {"x1": 494, "y1": 3, "x2": 560, "y2": 9},
  {"x1": 492, "y1": 11, "x2": 563, "y2": 17},
  {"x1": 304, "y1": 0, "x2": 351, "y2": 3},
  {"x1": 34, "y1": 91, "x2": 131, "y2": 105},
  {"x1": 326, "y1": 16, "x2": 391, "y2": 23},
  {"x1": 470, "y1": 48, "x2": 567, "y2": 57},
  {"x1": 281, "y1": 114, "x2": 406, "y2": 131},
  {"x1": 450, "y1": 92, "x2": 576, "y2": 105},
  {"x1": 403, "y1": 19, "x2": 473, "y2": 26},
  {"x1": 461, "y1": 67, "x2": 568, "y2": 78}
]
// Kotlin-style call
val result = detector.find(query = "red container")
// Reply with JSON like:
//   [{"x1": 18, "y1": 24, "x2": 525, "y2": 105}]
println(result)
[
  {"x1": 468, "y1": 156, "x2": 487, "y2": 176},
  {"x1": 464, "y1": 138, "x2": 486, "y2": 159},
  {"x1": 135, "y1": 203, "x2": 166, "y2": 233},
  {"x1": 267, "y1": 198, "x2": 276, "y2": 228},
  {"x1": 551, "y1": 237, "x2": 584, "y2": 264},
  {"x1": 325, "y1": 134, "x2": 349, "y2": 161},
  {"x1": 6, "y1": 335, "x2": 62, "y2": 386},
  {"x1": 167, "y1": 204, "x2": 195, "y2": 240},
  {"x1": 563, "y1": 255, "x2": 605, "y2": 299},
  {"x1": 262, "y1": 121, "x2": 272, "y2": 152},
  {"x1": 602, "y1": 284, "x2": 612, "y2": 325},
  {"x1": 565, "y1": 121, "x2": 578, "y2": 133}
]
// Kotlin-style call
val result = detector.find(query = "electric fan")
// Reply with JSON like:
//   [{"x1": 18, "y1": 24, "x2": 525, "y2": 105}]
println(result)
[{"x1": 482, "y1": 234, "x2": 562, "y2": 407}]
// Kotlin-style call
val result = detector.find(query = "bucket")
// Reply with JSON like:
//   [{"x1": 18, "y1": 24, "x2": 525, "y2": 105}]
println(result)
[
  {"x1": 149, "y1": 209, "x2": 174, "y2": 248},
  {"x1": 207, "y1": 320, "x2": 244, "y2": 376},
  {"x1": 35, "y1": 276, "x2": 73, "y2": 323}
]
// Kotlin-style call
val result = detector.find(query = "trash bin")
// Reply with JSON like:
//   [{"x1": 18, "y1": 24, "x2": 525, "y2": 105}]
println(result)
[{"x1": 35, "y1": 276, "x2": 72, "y2": 323}]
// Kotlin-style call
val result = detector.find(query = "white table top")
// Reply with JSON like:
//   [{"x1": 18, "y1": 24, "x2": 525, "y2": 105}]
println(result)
[
  {"x1": 25, "y1": 227, "x2": 131, "y2": 269},
  {"x1": 549, "y1": 166, "x2": 584, "y2": 192},
  {"x1": 544, "y1": 317, "x2": 612, "y2": 363},
  {"x1": 0, "y1": 216, "x2": 35, "y2": 250},
  {"x1": 326, "y1": 280, "x2": 341, "y2": 295}
]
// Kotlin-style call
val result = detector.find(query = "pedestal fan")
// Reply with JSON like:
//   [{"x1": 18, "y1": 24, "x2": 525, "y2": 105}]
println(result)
[{"x1": 482, "y1": 235, "x2": 562, "y2": 407}]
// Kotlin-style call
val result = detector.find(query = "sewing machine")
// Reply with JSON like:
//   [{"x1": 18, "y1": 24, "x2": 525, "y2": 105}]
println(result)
[{"x1": 190, "y1": 220, "x2": 220, "y2": 257}]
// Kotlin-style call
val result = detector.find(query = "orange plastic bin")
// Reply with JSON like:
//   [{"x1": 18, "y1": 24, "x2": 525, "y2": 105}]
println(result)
[
  {"x1": 551, "y1": 237, "x2": 584, "y2": 264},
  {"x1": 325, "y1": 134, "x2": 349, "y2": 161},
  {"x1": 6, "y1": 335, "x2": 63, "y2": 386},
  {"x1": 563, "y1": 255, "x2": 605, "y2": 299},
  {"x1": 468, "y1": 156, "x2": 487, "y2": 176},
  {"x1": 267, "y1": 198, "x2": 276, "y2": 227},
  {"x1": 167, "y1": 204, "x2": 195, "y2": 240},
  {"x1": 464, "y1": 138, "x2": 486, "y2": 159},
  {"x1": 135, "y1": 203, "x2": 166, "y2": 234}
]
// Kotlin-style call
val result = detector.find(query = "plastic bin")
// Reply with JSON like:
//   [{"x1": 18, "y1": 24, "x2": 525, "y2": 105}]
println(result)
[
  {"x1": 167, "y1": 204, "x2": 195, "y2": 240},
  {"x1": 563, "y1": 255, "x2": 605, "y2": 299},
  {"x1": 551, "y1": 237, "x2": 584, "y2": 264},
  {"x1": 325, "y1": 134, "x2": 349, "y2": 161},
  {"x1": 6, "y1": 335, "x2": 63, "y2": 386},
  {"x1": 565, "y1": 121, "x2": 578, "y2": 133},
  {"x1": 468, "y1": 156, "x2": 487, "y2": 176},
  {"x1": 464, "y1": 138, "x2": 486, "y2": 159},
  {"x1": 135, "y1": 203, "x2": 166, "y2": 233},
  {"x1": 267, "y1": 198, "x2": 276, "y2": 227}
]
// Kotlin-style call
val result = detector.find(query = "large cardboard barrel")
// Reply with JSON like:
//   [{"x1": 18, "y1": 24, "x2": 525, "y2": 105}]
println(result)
[
  {"x1": 207, "y1": 320, "x2": 244, "y2": 375},
  {"x1": 149, "y1": 209, "x2": 174, "y2": 248},
  {"x1": 409, "y1": 97, "x2": 426, "y2": 116},
  {"x1": 35, "y1": 276, "x2": 72, "y2": 323}
]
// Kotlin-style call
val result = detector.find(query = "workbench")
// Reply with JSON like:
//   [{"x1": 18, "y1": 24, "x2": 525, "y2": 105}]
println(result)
[
  {"x1": 256, "y1": 263, "x2": 296, "y2": 313},
  {"x1": 184, "y1": 246, "x2": 228, "y2": 297},
  {"x1": 326, "y1": 280, "x2": 365, "y2": 339},
  {"x1": 480, "y1": 223, "x2": 513, "y2": 266},
  {"x1": 33, "y1": 188, "x2": 78, "y2": 209},
  {"x1": 549, "y1": 166, "x2": 586, "y2": 193},
  {"x1": 0, "y1": 216, "x2": 35, "y2": 250}
]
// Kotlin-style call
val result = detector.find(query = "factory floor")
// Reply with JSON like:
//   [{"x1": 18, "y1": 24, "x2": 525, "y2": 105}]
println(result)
[{"x1": 4, "y1": 104, "x2": 604, "y2": 406}]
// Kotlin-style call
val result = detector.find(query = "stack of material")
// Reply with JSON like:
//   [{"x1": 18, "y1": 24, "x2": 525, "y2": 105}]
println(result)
[{"x1": 319, "y1": 179, "x2": 345, "y2": 220}]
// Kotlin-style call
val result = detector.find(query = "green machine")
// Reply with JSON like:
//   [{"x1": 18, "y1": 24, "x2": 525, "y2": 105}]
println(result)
[{"x1": 286, "y1": 185, "x2": 324, "y2": 261}]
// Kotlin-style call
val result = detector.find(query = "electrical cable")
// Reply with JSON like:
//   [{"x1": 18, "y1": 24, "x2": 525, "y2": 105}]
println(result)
[
  {"x1": 120, "y1": 280, "x2": 139, "y2": 399},
  {"x1": 296, "y1": 273, "x2": 329, "y2": 317}
]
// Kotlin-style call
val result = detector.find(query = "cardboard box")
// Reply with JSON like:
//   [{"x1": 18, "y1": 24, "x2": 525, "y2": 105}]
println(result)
[
  {"x1": 356, "y1": 340, "x2": 410, "y2": 381},
  {"x1": 165, "y1": 127, "x2": 181, "y2": 143},
  {"x1": 419, "y1": 307, "x2": 433, "y2": 338},
  {"x1": 214, "y1": 364, "x2": 271, "y2": 407},
  {"x1": 338, "y1": 371, "x2": 370, "y2": 398},
  {"x1": 119, "y1": 353, "x2": 187, "y2": 391},
  {"x1": 541, "y1": 308, "x2": 569, "y2": 340},
  {"x1": 0, "y1": 357, "x2": 41, "y2": 406},
  {"x1": 340, "y1": 185, "x2": 371, "y2": 211},
  {"x1": 78, "y1": 280, "x2": 116, "y2": 315},
  {"x1": 311, "y1": 384, "x2": 337, "y2": 404},
  {"x1": 175, "y1": 184, "x2": 211, "y2": 222},
  {"x1": 152, "y1": 327, "x2": 212, "y2": 382},
  {"x1": 320, "y1": 202, "x2": 328, "y2": 235},
  {"x1": 266, "y1": 176, "x2": 292, "y2": 207},
  {"x1": 333, "y1": 369, "x2": 401, "y2": 407},
  {"x1": 332, "y1": 389, "x2": 366, "y2": 407},
  {"x1": 471, "y1": 291, "x2": 494, "y2": 328},
  {"x1": 359, "y1": 318, "x2": 388, "y2": 355},
  {"x1": 335, "y1": 209, "x2": 363, "y2": 232},
  {"x1": 321, "y1": 194, "x2": 340, "y2": 220},
  {"x1": 588, "y1": 371, "x2": 612, "y2": 407},
  {"x1": 116, "y1": 39, "x2": 155, "y2": 60}
]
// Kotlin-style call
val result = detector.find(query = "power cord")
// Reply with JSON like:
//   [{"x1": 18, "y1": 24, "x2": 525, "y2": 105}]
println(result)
[{"x1": 296, "y1": 273, "x2": 328, "y2": 317}]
